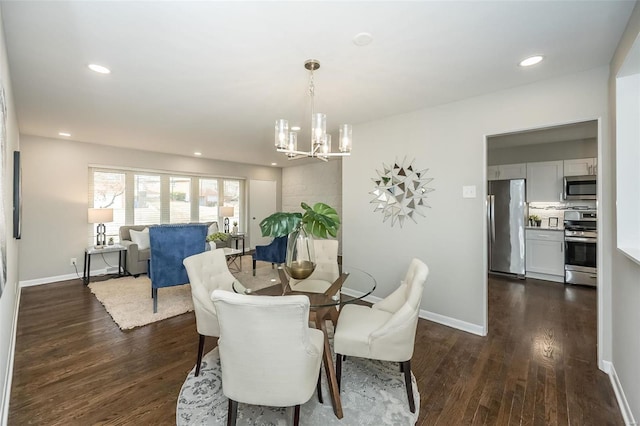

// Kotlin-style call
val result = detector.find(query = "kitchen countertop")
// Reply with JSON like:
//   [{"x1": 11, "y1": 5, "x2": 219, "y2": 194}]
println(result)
[{"x1": 526, "y1": 226, "x2": 564, "y2": 231}]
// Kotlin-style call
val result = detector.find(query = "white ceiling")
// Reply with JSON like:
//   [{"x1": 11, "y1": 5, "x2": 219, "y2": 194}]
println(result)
[{"x1": 0, "y1": 1, "x2": 634, "y2": 167}]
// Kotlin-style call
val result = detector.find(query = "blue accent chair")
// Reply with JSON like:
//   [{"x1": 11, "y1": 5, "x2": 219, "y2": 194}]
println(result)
[
  {"x1": 149, "y1": 223, "x2": 208, "y2": 313},
  {"x1": 252, "y1": 236, "x2": 287, "y2": 276}
]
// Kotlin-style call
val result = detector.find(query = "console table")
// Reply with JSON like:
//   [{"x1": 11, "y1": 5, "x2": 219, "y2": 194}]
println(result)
[{"x1": 83, "y1": 244, "x2": 126, "y2": 285}]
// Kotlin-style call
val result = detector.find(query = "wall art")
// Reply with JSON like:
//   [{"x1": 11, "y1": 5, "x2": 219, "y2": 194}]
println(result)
[{"x1": 370, "y1": 157, "x2": 434, "y2": 227}]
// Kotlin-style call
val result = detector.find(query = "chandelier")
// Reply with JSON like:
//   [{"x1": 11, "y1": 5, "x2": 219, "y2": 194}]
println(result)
[{"x1": 275, "y1": 59, "x2": 352, "y2": 161}]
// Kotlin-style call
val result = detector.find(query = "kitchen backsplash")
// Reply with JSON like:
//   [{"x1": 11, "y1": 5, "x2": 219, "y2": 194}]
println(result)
[{"x1": 527, "y1": 201, "x2": 596, "y2": 229}]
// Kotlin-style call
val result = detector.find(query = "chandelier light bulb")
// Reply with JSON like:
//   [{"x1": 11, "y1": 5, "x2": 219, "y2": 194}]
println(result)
[
  {"x1": 275, "y1": 119, "x2": 289, "y2": 149},
  {"x1": 339, "y1": 124, "x2": 352, "y2": 153}
]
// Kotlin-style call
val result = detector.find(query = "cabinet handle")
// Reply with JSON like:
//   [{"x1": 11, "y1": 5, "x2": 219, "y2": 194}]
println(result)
[{"x1": 560, "y1": 242, "x2": 563, "y2": 252}]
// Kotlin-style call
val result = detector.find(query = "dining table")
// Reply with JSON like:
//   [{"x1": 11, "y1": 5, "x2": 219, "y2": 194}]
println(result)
[{"x1": 232, "y1": 264, "x2": 376, "y2": 419}]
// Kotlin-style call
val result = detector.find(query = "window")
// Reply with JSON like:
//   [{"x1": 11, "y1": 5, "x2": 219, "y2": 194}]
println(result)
[
  {"x1": 134, "y1": 174, "x2": 160, "y2": 225},
  {"x1": 91, "y1": 171, "x2": 125, "y2": 243},
  {"x1": 89, "y1": 167, "x2": 244, "y2": 243},
  {"x1": 170, "y1": 176, "x2": 192, "y2": 223},
  {"x1": 223, "y1": 180, "x2": 240, "y2": 225},
  {"x1": 199, "y1": 179, "x2": 219, "y2": 223}
]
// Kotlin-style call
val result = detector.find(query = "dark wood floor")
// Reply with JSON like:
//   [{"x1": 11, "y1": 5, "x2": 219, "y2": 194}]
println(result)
[{"x1": 9, "y1": 265, "x2": 623, "y2": 425}]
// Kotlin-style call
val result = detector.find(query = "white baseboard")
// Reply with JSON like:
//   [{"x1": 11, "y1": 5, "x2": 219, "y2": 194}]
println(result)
[
  {"x1": 525, "y1": 271, "x2": 564, "y2": 283},
  {"x1": 19, "y1": 268, "x2": 113, "y2": 288},
  {"x1": 1, "y1": 286, "x2": 21, "y2": 426},
  {"x1": 341, "y1": 287, "x2": 486, "y2": 336},
  {"x1": 606, "y1": 361, "x2": 638, "y2": 426},
  {"x1": 419, "y1": 309, "x2": 486, "y2": 336}
]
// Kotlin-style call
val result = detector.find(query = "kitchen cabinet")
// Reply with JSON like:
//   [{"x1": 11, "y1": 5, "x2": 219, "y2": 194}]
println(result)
[
  {"x1": 564, "y1": 158, "x2": 597, "y2": 176},
  {"x1": 487, "y1": 163, "x2": 527, "y2": 181},
  {"x1": 526, "y1": 160, "x2": 563, "y2": 202},
  {"x1": 526, "y1": 229, "x2": 564, "y2": 283}
]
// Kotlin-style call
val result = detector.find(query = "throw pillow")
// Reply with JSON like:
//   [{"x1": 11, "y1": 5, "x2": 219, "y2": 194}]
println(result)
[
  {"x1": 208, "y1": 222, "x2": 219, "y2": 235},
  {"x1": 130, "y1": 228, "x2": 150, "y2": 250}
]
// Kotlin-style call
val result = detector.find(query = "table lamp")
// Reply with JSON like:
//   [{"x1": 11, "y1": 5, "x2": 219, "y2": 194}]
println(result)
[
  {"x1": 88, "y1": 208, "x2": 113, "y2": 247},
  {"x1": 220, "y1": 206, "x2": 234, "y2": 233}
]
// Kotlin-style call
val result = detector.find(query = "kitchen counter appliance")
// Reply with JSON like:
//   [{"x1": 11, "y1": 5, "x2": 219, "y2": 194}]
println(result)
[
  {"x1": 564, "y1": 210, "x2": 597, "y2": 286},
  {"x1": 564, "y1": 175, "x2": 597, "y2": 200},
  {"x1": 488, "y1": 179, "x2": 526, "y2": 277}
]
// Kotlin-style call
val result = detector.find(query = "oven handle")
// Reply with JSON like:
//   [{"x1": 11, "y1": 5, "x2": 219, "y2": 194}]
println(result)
[{"x1": 565, "y1": 236, "x2": 597, "y2": 243}]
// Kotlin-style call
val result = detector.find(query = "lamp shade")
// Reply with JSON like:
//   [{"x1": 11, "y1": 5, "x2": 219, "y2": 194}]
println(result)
[
  {"x1": 88, "y1": 208, "x2": 113, "y2": 224},
  {"x1": 220, "y1": 206, "x2": 234, "y2": 217}
]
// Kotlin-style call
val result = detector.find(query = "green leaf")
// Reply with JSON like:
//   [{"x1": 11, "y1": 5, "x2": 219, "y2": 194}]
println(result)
[
  {"x1": 259, "y1": 212, "x2": 302, "y2": 237},
  {"x1": 301, "y1": 202, "x2": 340, "y2": 239}
]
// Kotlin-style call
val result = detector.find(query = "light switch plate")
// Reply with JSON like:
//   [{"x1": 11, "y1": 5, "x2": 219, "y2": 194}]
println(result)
[{"x1": 462, "y1": 185, "x2": 477, "y2": 198}]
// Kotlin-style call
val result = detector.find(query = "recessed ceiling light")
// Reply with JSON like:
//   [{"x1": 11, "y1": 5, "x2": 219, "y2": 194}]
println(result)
[
  {"x1": 519, "y1": 55, "x2": 544, "y2": 67},
  {"x1": 353, "y1": 32, "x2": 373, "y2": 47},
  {"x1": 194, "y1": 152, "x2": 202, "y2": 156},
  {"x1": 291, "y1": 126, "x2": 301, "y2": 131},
  {"x1": 88, "y1": 64, "x2": 111, "y2": 74},
  {"x1": 58, "y1": 132, "x2": 71, "y2": 137},
  {"x1": 271, "y1": 162, "x2": 278, "y2": 166}
]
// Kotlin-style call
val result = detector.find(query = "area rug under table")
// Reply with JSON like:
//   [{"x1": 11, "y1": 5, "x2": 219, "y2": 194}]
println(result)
[
  {"x1": 176, "y1": 347, "x2": 420, "y2": 425},
  {"x1": 88, "y1": 276, "x2": 193, "y2": 330}
]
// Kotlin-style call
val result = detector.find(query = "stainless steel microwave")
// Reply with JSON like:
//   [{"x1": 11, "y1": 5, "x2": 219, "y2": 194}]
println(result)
[{"x1": 564, "y1": 175, "x2": 597, "y2": 200}]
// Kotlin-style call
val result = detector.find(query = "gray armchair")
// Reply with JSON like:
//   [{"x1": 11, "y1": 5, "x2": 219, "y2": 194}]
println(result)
[{"x1": 119, "y1": 225, "x2": 151, "y2": 276}]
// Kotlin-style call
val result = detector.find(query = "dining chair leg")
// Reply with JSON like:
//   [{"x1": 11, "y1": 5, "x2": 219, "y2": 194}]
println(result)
[
  {"x1": 195, "y1": 334, "x2": 205, "y2": 377},
  {"x1": 293, "y1": 404, "x2": 301, "y2": 426},
  {"x1": 335, "y1": 353, "x2": 342, "y2": 391},
  {"x1": 252, "y1": 259, "x2": 257, "y2": 276},
  {"x1": 317, "y1": 369, "x2": 323, "y2": 403},
  {"x1": 401, "y1": 360, "x2": 415, "y2": 413},
  {"x1": 227, "y1": 399, "x2": 238, "y2": 426}
]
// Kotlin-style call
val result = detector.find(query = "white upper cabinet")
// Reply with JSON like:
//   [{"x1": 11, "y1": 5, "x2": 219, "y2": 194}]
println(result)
[
  {"x1": 563, "y1": 158, "x2": 597, "y2": 176},
  {"x1": 526, "y1": 160, "x2": 564, "y2": 202},
  {"x1": 487, "y1": 163, "x2": 527, "y2": 181}
]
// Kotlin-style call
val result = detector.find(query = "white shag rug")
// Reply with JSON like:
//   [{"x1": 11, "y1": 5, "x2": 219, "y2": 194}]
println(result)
[
  {"x1": 88, "y1": 276, "x2": 193, "y2": 330},
  {"x1": 176, "y1": 347, "x2": 420, "y2": 425}
]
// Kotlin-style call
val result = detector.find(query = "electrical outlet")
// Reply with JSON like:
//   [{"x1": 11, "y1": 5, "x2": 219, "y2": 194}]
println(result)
[{"x1": 70, "y1": 257, "x2": 77, "y2": 266}]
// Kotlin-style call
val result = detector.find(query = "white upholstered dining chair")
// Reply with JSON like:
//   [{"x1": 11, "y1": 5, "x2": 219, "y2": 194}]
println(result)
[
  {"x1": 183, "y1": 249, "x2": 237, "y2": 376},
  {"x1": 211, "y1": 290, "x2": 324, "y2": 426},
  {"x1": 289, "y1": 239, "x2": 339, "y2": 293},
  {"x1": 333, "y1": 258, "x2": 429, "y2": 413}
]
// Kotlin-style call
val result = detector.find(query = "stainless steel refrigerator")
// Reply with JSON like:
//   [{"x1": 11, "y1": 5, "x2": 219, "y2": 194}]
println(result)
[{"x1": 487, "y1": 179, "x2": 526, "y2": 276}]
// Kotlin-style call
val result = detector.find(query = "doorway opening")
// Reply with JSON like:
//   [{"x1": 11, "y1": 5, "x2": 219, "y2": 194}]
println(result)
[{"x1": 485, "y1": 119, "x2": 602, "y2": 363}]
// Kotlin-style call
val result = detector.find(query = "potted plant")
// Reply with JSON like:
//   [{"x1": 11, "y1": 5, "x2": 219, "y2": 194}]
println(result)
[
  {"x1": 528, "y1": 214, "x2": 542, "y2": 227},
  {"x1": 206, "y1": 232, "x2": 230, "y2": 249},
  {"x1": 259, "y1": 202, "x2": 340, "y2": 279}
]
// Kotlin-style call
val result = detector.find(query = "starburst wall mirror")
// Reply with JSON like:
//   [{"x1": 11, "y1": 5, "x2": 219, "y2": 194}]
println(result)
[{"x1": 370, "y1": 157, "x2": 434, "y2": 227}]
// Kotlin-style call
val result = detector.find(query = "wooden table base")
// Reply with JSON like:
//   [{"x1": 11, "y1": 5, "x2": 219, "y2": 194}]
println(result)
[{"x1": 312, "y1": 306, "x2": 343, "y2": 419}]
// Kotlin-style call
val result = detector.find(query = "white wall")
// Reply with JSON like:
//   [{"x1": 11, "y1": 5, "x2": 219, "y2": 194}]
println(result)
[
  {"x1": 19, "y1": 135, "x2": 281, "y2": 283},
  {"x1": 0, "y1": 6, "x2": 21, "y2": 423},
  {"x1": 609, "y1": 2, "x2": 640, "y2": 423},
  {"x1": 343, "y1": 67, "x2": 609, "y2": 336},
  {"x1": 282, "y1": 160, "x2": 342, "y2": 250}
]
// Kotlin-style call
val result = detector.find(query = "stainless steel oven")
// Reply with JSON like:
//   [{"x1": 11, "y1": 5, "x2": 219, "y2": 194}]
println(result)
[{"x1": 564, "y1": 210, "x2": 597, "y2": 287}]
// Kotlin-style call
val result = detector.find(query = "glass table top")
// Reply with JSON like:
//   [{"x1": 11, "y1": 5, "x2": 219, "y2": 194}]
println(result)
[{"x1": 232, "y1": 265, "x2": 376, "y2": 308}]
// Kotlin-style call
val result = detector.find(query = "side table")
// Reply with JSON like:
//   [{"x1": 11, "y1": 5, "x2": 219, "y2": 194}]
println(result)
[
  {"x1": 228, "y1": 233, "x2": 246, "y2": 254},
  {"x1": 83, "y1": 244, "x2": 127, "y2": 285}
]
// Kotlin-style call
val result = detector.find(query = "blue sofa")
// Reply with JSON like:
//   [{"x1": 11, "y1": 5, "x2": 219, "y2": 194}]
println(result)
[{"x1": 148, "y1": 223, "x2": 208, "y2": 313}]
